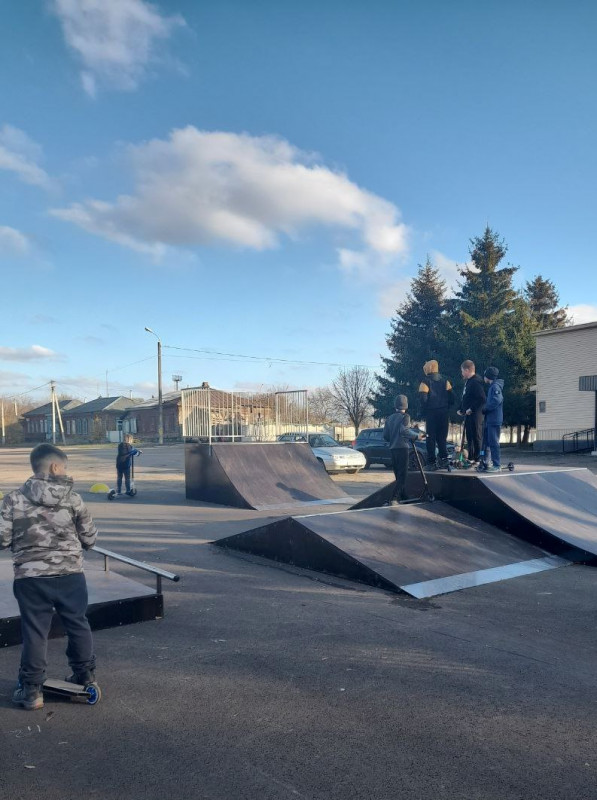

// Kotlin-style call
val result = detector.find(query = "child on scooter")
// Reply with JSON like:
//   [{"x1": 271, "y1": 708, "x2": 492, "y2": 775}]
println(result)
[{"x1": 116, "y1": 434, "x2": 141, "y2": 495}]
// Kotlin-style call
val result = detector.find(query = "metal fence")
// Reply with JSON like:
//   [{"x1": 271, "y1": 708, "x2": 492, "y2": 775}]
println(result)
[{"x1": 181, "y1": 387, "x2": 308, "y2": 443}]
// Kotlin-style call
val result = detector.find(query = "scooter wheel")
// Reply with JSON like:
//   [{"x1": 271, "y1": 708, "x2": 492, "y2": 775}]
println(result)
[
  {"x1": 508, "y1": 462, "x2": 515, "y2": 472},
  {"x1": 85, "y1": 683, "x2": 102, "y2": 705},
  {"x1": 447, "y1": 464, "x2": 453, "y2": 472},
  {"x1": 107, "y1": 490, "x2": 115, "y2": 501},
  {"x1": 127, "y1": 488, "x2": 137, "y2": 497},
  {"x1": 476, "y1": 463, "x2": 487, "y2": 473}
]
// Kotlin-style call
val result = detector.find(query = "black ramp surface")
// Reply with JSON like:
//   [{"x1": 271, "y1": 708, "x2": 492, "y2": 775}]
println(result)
[
  {"x1": 480, "y1": 469, "x2": 597, "y2": 556},
  {"x1": 215, "y1": 502, "x2": 567, "y2": 597},
  {"x1": 185, "y1": 442, "x2": 351, "y2": 509}
]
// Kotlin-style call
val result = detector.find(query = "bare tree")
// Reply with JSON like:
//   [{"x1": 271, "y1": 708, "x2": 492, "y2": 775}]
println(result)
[
  {"x1": 308, "y1": 386, "x2": 337, "y2": 423},
  {"x1": 330, "y1": 367, "x2": 374, "y2": 436}
]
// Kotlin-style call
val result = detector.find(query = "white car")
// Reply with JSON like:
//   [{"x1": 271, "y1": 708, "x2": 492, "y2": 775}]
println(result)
[{"x1": 277, "y1": 433, "x2": 366, "y2": 474}]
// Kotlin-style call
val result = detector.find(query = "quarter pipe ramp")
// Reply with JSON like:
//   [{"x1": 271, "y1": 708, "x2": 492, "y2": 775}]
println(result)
[{"x1": 185, "y1": 442, "x2": 353, "y2": 510}]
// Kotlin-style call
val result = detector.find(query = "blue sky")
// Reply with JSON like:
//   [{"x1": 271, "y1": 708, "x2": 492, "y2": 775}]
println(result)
[{"x1": 1, "y1": 0, "x2": 596, "y2": 405}]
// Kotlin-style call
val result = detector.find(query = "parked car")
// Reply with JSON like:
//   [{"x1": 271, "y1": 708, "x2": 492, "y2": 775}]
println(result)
[
  {"x1": 277, "y1": 433, "x2": 366, "y2": 474},
  {"x1": 352, "y1": 427, "x2": 455, "y2": 470}
]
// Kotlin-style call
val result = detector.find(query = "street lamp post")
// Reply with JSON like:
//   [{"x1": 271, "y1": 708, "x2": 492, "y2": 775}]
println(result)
[{"x1": 144, "y1": 327, "x2": 163, "y2": 445}]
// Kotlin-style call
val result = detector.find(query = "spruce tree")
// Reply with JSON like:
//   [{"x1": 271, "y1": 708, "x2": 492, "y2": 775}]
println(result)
[
  {"x1": 451, "y1": 226, "x2": 518, "y2": 370},
  {"x1": 373, "y1": 258, "x2": 448, "y2": 420},
  {"x1": 524, "y1": 275, "x2": 570, "y2": 330}
]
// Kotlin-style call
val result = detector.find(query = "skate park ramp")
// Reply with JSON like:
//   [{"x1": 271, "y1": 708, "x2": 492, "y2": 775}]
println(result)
[
  {"x1": 0, "y1": 559, "x2": 163, "y2": 648},
  {"x1": 352, "y1": 467, "x2": 597, "y2": 562},
  {"x1": 214, "y1": 502, "x2": 568, "y2": 598},
  {"x1": 185, "y1": 442, "x2": 352, "y2": 510}
]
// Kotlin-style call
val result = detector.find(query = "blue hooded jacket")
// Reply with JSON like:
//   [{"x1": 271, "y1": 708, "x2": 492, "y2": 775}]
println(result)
[{"x1": 483, "y1": 379, "x2": 504, "y2": 425}]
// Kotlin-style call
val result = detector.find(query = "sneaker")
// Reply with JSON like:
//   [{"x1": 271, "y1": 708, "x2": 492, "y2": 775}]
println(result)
[
  {"x1": 389, "y1": 498, "x2": 400, "y2": 507},
  {"x1": 487, "y1": 465, "x2": 502, "y2": 472},
  {"x1": 12, "y1": 683, "x2": 43, "y2": 710},
  {"x1": 66, "y1": 669, "x2": 96, "y2": 686}
]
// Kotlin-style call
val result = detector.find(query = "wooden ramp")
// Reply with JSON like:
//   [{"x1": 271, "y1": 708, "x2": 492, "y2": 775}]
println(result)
[
  {"x1": 1, "y1": 560, "x2": 163, "y2": 648},
  {"x1": 214, "y1": 503, "x2": 567, "y2": 598}
]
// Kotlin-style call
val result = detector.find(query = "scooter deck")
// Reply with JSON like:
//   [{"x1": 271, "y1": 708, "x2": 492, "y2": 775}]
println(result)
[{"x1": 43, "y1": 678, "x2": 101, "y2": 704}]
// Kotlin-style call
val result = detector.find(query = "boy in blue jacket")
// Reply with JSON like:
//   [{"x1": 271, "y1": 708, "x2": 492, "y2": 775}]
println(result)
[
  {"x1": 383, "y1": 395, "x2": 422, "y2": 505},
  {"x1": 116, "y1": 434, "x2": 141, "y2": 495},
  {"x1": 481, "y1": 367, "x2": 504, "y2": 471}
]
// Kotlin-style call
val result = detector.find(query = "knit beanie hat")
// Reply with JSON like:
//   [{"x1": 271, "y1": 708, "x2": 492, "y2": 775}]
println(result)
[
  {"x1": 394, "y1": 394, "x2": 408, "y2": 411},
  {"x1": 423, "y1": 360, "x2": 439, "y2": 375},
  {"x1": 484, "y1": 366, "x2": 499, "y2": 380}
]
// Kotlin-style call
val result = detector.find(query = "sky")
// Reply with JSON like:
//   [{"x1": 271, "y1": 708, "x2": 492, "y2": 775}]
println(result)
[{"x1": 1, "y1": 0, "x2": 596, "y2": 406}]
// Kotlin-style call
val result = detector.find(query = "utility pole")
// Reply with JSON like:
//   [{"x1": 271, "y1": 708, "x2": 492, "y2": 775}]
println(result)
[
  {"x1": 1, "y1": 399, "x2": 5, "y2": 446},
  {"x1": 145, "y1": 327, "x2": 164, "y2": 444},
  {"x1": 50, "y1": 381, "x2": 56, "y2": 444}
]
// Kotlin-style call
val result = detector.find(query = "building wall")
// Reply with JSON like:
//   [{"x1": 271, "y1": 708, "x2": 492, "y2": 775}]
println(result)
[{"x1": 535, "y1": 326, "x2": 597, "y2": 450}]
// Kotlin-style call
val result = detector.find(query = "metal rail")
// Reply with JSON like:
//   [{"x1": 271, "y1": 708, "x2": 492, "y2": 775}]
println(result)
[
  {"x1": 92, "y1": 545, "x2": 180, "y2": 596},
  {"x1": 562, "y1": 428, "x2": 595, "y2": 454}
]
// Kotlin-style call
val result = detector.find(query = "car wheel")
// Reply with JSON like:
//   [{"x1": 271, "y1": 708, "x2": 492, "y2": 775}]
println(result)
[
  {"x1": 363, "y1": 458, "x2": 371, "y2": 470},
  {"x1": 316, "y1": 458, "x2": 327, "y2": 471},
  {"x1": 347, "y1": 469, "x2": 358, "y2": 474}
]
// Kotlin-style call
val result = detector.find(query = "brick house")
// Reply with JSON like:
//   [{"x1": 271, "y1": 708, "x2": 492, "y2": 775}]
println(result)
[
  {"x1": 21, "y1": 399, "x2": 82, "y2": 442},
  {"x1": 62, "y1": 396, "x2": 141, "y2": 443},
  {"x1": 122, "y1": 392, "x2": 182, "y2": 441}
]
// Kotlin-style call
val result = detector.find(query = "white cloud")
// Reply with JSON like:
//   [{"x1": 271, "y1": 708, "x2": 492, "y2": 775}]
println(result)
[
  {"x1": 0, "y1": 226, "x2": 31, "y2": 257},
  {"x1": 50, "y1": 0, "x2": 186, "y2": 96},
  {"x1": 0, "y1": 124, "x2": 51, "y2": 188},
  {"x1": 0, "y1": 345, "x2": 63, "y2": 362},
  {"x1": 51, "y1": 127, "x2": 409, "y2": 266},
  {"x1": 378, "y1": 277, "x2": 412, "y2": 318},
  {"x1": 568, "y1": 305, "x2": 597, "y2": 325}
]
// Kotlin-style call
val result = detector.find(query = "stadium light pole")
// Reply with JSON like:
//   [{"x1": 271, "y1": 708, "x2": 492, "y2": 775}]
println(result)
[{"x1": 144, "y1": 327, "x2": 163, "y2": 445}]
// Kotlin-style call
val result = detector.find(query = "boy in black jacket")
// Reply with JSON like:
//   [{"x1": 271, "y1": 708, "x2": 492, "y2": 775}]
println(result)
[
  {"x1": 418, "y1": 360, "x2": 454, "y2": 469},
  {"x1": 456, "y1": 359, "x2": 486, "y2": 464},
  {"x1": 383, "y1": 395, "x2": 421, "y2": 505},
  {"x1": 116, "y1": 434, "x2": 141, "y2": 495}
]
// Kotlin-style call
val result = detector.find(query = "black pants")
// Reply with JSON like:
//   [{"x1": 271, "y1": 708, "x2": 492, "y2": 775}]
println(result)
[
  {"x1": 464, "y1": 413, "x2": 484, "y2": 461},
  {"x1": 425, "y1": 408, "x2": 449, "y2": 462},
  {"x1": 13, "y1": 573, "x2": 95, "y2": 685},
  {"x1": 390, "y1": 448, "x2": 409, "y2": 501},
  {"x1": 117, "y1": 463, "x2": 131, "y2": 493}
]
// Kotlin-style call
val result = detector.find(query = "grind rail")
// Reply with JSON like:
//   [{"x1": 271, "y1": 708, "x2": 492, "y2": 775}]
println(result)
[{"x1": 93, "y1": 546, "x2": 180, "y2": 595}]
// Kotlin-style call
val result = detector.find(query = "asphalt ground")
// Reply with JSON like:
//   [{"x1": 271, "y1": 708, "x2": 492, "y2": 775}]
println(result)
[{"x1": 1, "y1": 444, "x2": 597, "y2": 800}]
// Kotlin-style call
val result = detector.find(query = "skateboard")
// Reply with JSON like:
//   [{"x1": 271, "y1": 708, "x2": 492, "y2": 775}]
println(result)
[{"x1": 43, "y1": 678, "x2": 102, "y2": 705}]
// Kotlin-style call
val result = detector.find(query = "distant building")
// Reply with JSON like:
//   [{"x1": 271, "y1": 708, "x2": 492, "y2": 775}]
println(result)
[
  {"x1": 122, "y1": 392, "x2": 182, "y2": 441},
  {"x1": 534, "y1": 321, "x2": 597, "y2": 452},
  {"x1": 21, "y1": 399, "x2": 82, "y2": 442},
  {"x1": 62, "y1": 396, "x2": 141, "y2": 443}
]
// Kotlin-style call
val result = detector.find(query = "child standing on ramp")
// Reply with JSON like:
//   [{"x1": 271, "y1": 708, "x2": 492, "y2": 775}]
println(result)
[
  {"x1": 383, "y1": 395, "x2": 422, "y2": 505},
  {"x1": 480, "y1": 367, "x2": 505, "y2": 472},
  {"x1": 0, "y1": 444, "x2": 98, "y2": 710}
]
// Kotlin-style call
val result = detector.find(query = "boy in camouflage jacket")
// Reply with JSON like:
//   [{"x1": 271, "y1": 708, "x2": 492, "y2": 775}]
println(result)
[{"x1": 0, "y1": 444, "x2": 98, "y2": 710}]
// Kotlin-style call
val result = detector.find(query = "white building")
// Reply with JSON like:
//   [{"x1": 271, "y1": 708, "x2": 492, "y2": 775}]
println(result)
[{"x1": 534, "y1": 321, "x2": 597, "y2": 451}]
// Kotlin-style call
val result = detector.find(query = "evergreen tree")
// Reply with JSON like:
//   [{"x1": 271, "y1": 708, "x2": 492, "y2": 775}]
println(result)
[
  {"x1": 372, "y1": 258, "x2": 448, "y2": 420},
  {"x1": 451, "y1": 226, "x2": 518, "y2": 370},
  {"x1": 524, "y1": 275, "x2": 570, "y2": 330}
]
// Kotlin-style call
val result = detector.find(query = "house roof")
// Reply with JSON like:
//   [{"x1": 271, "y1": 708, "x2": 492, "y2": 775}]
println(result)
[
  {"x1": 22, "y1": 399, "x2": 82, "y2": 418},
  {"x1": 534, "y1": 320, "x2": 597, "y2": 337},
  {"x1": 62, "y1": 396, "x2": 141, "y2": 415},
  {"x1": 127, "y1": 391, "x2": 181, "y2": 411}
]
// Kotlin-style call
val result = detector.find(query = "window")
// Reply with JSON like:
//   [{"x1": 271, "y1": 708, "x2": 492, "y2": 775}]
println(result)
[{"x1": 539, "y1": 401, "x2": 546, "y2": 413}]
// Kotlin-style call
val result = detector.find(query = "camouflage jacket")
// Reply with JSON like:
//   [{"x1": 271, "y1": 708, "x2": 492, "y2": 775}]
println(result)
[{"x1": 0, "y1": 474, "x2": 97, "y2": 579}]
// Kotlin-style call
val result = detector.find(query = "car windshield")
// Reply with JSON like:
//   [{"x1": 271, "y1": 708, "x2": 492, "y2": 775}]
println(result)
[{"x1": 309, "y1": 434, "x2": 340, "y2": 447}]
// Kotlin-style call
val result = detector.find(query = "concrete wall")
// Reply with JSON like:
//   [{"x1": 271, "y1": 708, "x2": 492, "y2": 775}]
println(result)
[{"x1": 535, "y1": 324, "x2": 597, "y2": 450}]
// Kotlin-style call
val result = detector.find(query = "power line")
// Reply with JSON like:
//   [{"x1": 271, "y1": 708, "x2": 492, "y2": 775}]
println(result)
[{"x1": 164, "y1": 344, "x2": 378, "y2": 370}]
